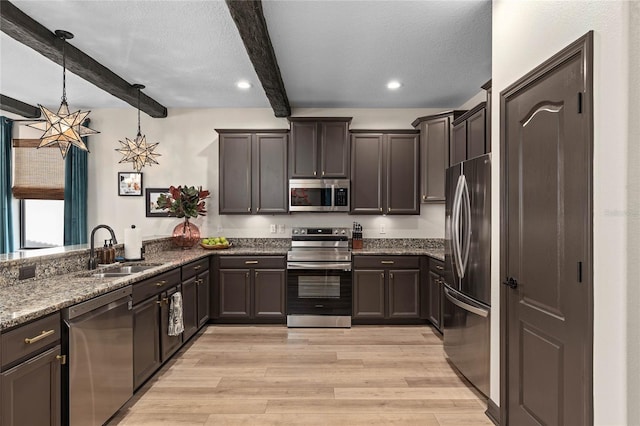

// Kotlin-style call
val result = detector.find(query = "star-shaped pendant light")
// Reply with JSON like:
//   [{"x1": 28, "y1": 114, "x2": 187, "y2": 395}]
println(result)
[
  {"x1": 116, "y1": 84, "x2": 161, "y2": 172},
  {"x1": 27, "y1": 30, "x2": 99, "y2": 159}
]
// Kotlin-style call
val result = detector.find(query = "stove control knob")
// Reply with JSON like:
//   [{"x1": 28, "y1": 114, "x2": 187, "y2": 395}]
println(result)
[
  {"x1": 292, "y1": 229, "x2": 298, "y2": 234},
  {"x1": 300, "y1": 229, "x2": 306, "y2": 234},
  {"x1": 333, "y1": 229, "x2": 339, "y2": 234},
  {"x1": 341, "y1": 230, "x2": 346, "y2": 234}
]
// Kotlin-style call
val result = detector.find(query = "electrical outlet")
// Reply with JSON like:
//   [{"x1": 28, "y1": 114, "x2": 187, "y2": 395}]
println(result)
[
  {"x1": 270, "y1": 224, "x2": 277, "y2": 233},
  {"x1": 277, "y1": 224, "x2": 285, "y2": 233},
  {"x1": 380, "y1": 224, "x2": 386, "y2": 234}
]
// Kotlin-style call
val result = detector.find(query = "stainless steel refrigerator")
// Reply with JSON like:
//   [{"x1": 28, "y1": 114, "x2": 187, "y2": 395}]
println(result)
[{"x1": 444, "y1": 153, "x2": 491, "y2": 397}]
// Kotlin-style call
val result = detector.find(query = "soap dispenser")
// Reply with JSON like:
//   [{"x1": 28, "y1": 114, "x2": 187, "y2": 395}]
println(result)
[
  {"x1": 108, "y1": 239, "x2": 115, "y2": 263},
  {"x1": 98, "y1": 240, "x2": 108, "y2": 264}
]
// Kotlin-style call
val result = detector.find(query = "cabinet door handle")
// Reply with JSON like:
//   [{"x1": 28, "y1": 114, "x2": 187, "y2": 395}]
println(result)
[
  {"x1": 322, "y1": 170, "x2": 325, "y2": 176},
  {"x1": 435, "y1": 265, "x2": 444, "y2": 271},
  {"x1": 246, "y1": 272, "x2": 250, "y2": 278},
  {"x1": 24, "y1": 329, "x2": 55, "y2": 344},
  {"x1": 257, "y1": 207, "x2": 261, "y2": 212},
  {"x1": 247, "y1": 207, "x2": 251, "y2": 212},
  {"x1": 379, "y1": 207, "x2": 383, "y2": 212},
  {"x1": 381, "y1": 260, "x2": 394, "y2": 265},
  {"x1": 255, "y1": 271, "x2": 259, "y2": 277},
  {"x1": 422, "y1": 195, "x2": 427, "y2": 201},
  {"x1": 56, "y1": 354, "x2": 67, "y2": 365},
  {"x1": 245, "y1": 260, "x2": 259, "y2": 264},
  {"x1": 154, "y1": 280, "x2": 167, "y2": 287},
  {"x1": 390, "y1": 273, "x2": 394, "y2": 280},
  {"x1": 381, "y1": 272, "x2": 384, "y2": 278},
  {"x1": 313, "y1": 171, "x2": 317, "y2": 176},
  {"x1": 193, "y1": 265, "x2": 202, "y2": 271}
]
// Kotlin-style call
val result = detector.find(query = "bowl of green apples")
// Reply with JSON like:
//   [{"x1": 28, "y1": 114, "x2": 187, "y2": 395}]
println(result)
[{"x1": 200, "y1": 236, "x2": 231, "y2": 249}]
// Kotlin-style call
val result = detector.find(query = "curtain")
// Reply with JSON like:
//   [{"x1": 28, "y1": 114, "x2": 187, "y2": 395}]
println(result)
[
  {"x1": 63, "y1": 120, "x2": 89, "y2": 245},
  {"x1": 0, "y1": 116, "x2": 13, "y2": 254}
]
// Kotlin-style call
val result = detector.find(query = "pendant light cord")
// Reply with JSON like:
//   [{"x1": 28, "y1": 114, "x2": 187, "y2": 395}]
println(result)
[
  {"x1": 137, "y1": 88, "x2": 142, "y2": 137},
  {"x1": 61, "y1": 38, "x2": 67, "y2": 103}
]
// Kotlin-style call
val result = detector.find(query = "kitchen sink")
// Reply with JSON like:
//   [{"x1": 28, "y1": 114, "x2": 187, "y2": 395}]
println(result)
[{"x1": 77, "y1": 263, "x2": 164, "y2": 279}]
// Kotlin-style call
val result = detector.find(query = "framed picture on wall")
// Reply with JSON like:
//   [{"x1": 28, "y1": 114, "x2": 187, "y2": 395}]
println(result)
[
  {"x1": 118, "y1": 172, "x2": 143, "y2": 196},
  {"x1": 145, "y1": 188, "x2": 174, "y2": 217}
]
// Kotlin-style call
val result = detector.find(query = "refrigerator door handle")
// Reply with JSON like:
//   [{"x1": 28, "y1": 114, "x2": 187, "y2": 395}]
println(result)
[
  {"x1": 460, "y1": 175, "x2": 472, "y2": 276},
  {"x1": 444, "y1": 287, "x2": 489, "y2": 318},
  {"x1": 451, "y1": 175, "x2": 465, "y2": 278}
]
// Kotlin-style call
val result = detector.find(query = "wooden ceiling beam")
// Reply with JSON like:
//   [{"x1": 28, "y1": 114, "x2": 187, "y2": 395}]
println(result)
[
  {"x1": 225, "y1": 0, "x2": 291, "y2": 117},
  {"x1": 0, "y1": 0, "x2": 167, "y2": 118},
  {"x1": 0, "y1": 94, "x2": 41, "y2": 118}
]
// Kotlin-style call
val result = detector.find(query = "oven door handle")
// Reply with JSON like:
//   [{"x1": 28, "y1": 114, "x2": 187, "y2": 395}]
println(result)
[{"x1": 287, "y1": 262, "x2": 352, "y2": 271}]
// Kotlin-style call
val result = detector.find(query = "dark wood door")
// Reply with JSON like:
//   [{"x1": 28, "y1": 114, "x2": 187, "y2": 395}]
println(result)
[
  {"x1": 253, "y1": 133, "x2": 288, "y2": 214},
  {"x1": 503, "y1": 34, "x2": 592, "y2": 426},
  {"x1": 1, "y1": 345, "x2": 61, "y2": 426},
  {"x1": 427, "y1": 271, "x2": 442, "y2": 331},
  {"x1": 219, "y1": 269, "x2": 251, "y2": 318},
  {"x1": 467, "y1": 107, "x2": 486, "y2": 159},
  {"x1": 350, "y1": 134, "x2": 384, "y2": 214},
  {"x1": 320, "y1": 121, "x2": 349, "y2": 177},
  {"x1": 352, "y1": 269, "x2": 385, "y2": 318},
  {"x1": 387, "y1": 269, "x2": 420, "y2": 318},
  {"x1": 219, "y1": 133, "x2": 252, "y2": 214},
  {"x1": 253, "y1": 269, "x2": 286, "y2": 318},
  {"x1": 160, "y1": 286, "x2": 183, "y2": 362},
  {"x1": 133, "y1": 296, "x2": 161, "y2": 389},
  {"x1": 196, "y1": 270, "x2": 210, "y2": 328},
  {"x1": 181, "y1": 276, "x2": 198, "y2": 341},
  {"x1": 420, "y1": 116, "x2": 450, "y2": 203},
  {"x1": 386, "y1": 134, "x2": 419, "y2": 214},
  {"x1": 289, "y1": 121, "x2": 317, "y2": 177}
]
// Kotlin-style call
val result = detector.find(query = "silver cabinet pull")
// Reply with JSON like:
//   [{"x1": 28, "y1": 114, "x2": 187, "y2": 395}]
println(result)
[
  {"x1": 381, "y1": 260, "x2": 394, "y2": 265},
  {"x1": 381, "y1": 272, "x2": 384, "y2": 278},
  {"x1": 245, "y1": 260, "x2": 258, "y2": 264},
  {"x1": 24, "y1": 329, "x2": 55, "y2": 344},
  {"x1": 435, "y1": 265, "x2": 444, "y2": 271},
  {"x1": 56, "y1": 354, "x2": 67, "y2": 364},
  {"x1": 247, "y1": 207, "x2": 251, "y2": 212},
  {"x1": 154, "y1": 280, "x2": 167, "y2": 287},
  {"x1": 193, "y1": 265, "x2": 202, "y2": 271}
]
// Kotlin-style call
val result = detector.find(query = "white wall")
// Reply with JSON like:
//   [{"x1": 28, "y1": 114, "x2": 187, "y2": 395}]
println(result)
[
  {"x1": 86, "y1": 107, "x2": 445, "y2": 242},
  {"x1": 492, "y1": 1, "x2": 635, "y2": 424},
  {"x1": 457, "y1": 90, "x2": 486, "y2": 110}
]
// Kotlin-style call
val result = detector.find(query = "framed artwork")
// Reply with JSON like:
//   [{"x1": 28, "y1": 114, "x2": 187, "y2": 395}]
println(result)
[
  {"x1": 118, "y1": 172, "x2": 143, "y2": 196},
  {"x1": 145, "y1": 188, "x2": 174, "y2": 217}
]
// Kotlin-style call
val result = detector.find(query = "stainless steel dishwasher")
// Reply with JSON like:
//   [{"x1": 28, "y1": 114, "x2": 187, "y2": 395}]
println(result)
[{"x1": 63, "y1": 286, "x2": 133, "y2": 426}]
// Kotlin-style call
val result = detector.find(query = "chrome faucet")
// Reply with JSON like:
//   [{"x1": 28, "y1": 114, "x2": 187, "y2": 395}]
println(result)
[{"x1": 89, "y1": 225, "x2": 118, "y2": 270}]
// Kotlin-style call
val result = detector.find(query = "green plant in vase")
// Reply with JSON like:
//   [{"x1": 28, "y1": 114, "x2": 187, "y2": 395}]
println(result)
[{"x1": 157, "y1": 185, "x2": 210, "y2": 248}]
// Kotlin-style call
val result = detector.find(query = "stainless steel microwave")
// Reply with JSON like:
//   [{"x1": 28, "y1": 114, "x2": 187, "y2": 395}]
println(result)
[{"x1": 289, "y1": 179, "x2": 350, "y2": 212}]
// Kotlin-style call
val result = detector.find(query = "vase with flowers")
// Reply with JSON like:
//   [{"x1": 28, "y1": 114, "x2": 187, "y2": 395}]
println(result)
[{"x1": 156, "y1": 185, "x2": 210, "y2": 248}]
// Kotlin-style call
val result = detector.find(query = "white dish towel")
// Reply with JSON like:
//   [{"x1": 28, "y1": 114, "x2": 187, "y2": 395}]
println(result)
[{"x1": 168, "y1": 291, "x2": 184, "y2": 336}]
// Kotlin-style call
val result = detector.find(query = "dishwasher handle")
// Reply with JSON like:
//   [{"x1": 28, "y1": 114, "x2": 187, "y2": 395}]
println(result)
[{"x1": 64, "y1": 286, "x2": 132, "y2": 320}]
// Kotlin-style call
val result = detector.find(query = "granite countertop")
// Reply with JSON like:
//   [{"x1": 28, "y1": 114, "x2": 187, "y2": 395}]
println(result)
[
  {"x1": 0, "y1": 246, "x2": 289, "y2": 331},
  {"x1": 0, "y1": 244, "x2": 442, "y2": 331},
  {"x1": 352, "y1": 247, "x2": 444, "y2": 261}
]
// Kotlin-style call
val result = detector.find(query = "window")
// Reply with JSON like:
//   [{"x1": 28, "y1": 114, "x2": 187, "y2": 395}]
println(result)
[{"x1": 20, "y1": 199, "x2": 64, "y2": 249}]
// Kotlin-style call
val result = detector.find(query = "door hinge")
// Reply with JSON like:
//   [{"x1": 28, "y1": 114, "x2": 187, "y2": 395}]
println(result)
[{"x1": 578, "y1": 92, "x2": 583, "y2": 114}]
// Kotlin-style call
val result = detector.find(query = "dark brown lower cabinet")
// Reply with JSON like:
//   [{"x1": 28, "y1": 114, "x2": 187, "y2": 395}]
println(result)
[
  {"x1": 160, "y1": 285, "x2": 183, "y2": 361},
  {"x1": 427, "y1": 258, "x2": 445, "y2": 333},
  {"x1": 181, "y1": 276, "x2": 199, "y2": 341},
  {"x1": 215, "y1": 256, "x2": 286, "y2": 322},
  {"x1": 1, "y1": 345, "x2": 62, "y2": 426},
  {"x1": 196, "y1": 270, "x2": 210, "y2": 327},
  {"x1": 132, "y1": 296, "x2": 161, "y2": 389},
  {"x1": 352, "y1": 256, "x2": 420, "y2": 322}
]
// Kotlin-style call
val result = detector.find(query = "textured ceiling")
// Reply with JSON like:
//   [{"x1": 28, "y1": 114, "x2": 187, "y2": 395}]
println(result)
[{"x1": 0, "y1": 0, "x2": 491, "y2": 112}]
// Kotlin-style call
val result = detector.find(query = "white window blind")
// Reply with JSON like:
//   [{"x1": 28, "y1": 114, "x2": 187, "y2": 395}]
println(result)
[{"x1": 12, "y1": 139, "x2": 65, "y2": 200}]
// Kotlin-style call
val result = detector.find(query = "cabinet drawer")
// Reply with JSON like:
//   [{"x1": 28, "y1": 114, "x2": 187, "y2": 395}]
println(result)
[
  {"x1": 133, "y1": 268, "x2": 181, "y2": 305},
  {"x1": 182, "y1": 258, "x2": 209, "y2": 281},
  {"x1": 1, "y1": 312, "x2": 61, "y2": 368},
  {"x1": 429, "y1": 258, "x2": 445, "y2": 274},
  {"x1": 353, "y1": 255, "x2": 419, "y2": 269},
  {"x1": 219, "y1": 256, "x2": 285, "y2": 269}
]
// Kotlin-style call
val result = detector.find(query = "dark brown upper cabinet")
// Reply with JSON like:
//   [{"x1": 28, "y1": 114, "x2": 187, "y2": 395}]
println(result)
[
  {"x1": 412, "y1": 111, "x2": 466, "y2": 203},
  {"x1": 217, "y1": 130, "x2": 289, "y2": 214},
  {"x1": 288, "y1": 117, "x2": 352, "y2": 178},
  {"x1": 481, "y1": 79, "x2": 492, "y2": 153},
  {"x1": 350, "y1": 130, "x2": 420, "y2": 215},
  {"x1": 451, "y1": 102, "x2": 488, "y2": 165}
]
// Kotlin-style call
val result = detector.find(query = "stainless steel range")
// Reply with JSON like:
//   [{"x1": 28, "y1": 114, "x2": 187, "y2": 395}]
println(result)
[{"x1": 287, "y1": 227, "x2": 352, "y2": 328}]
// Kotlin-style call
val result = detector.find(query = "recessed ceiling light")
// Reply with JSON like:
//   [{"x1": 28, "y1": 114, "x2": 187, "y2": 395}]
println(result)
[
  {"x1": 237, "y1": 81, "x2": 252, "y2": 89},
  {"x1": 387, "y1": 81, "x2": 402, "y2": 90}
]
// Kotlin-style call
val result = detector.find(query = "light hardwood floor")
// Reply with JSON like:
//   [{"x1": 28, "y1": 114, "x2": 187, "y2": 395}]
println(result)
[{"x1": 108, "y1": 325, "x2": 492, "y2": 426}]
